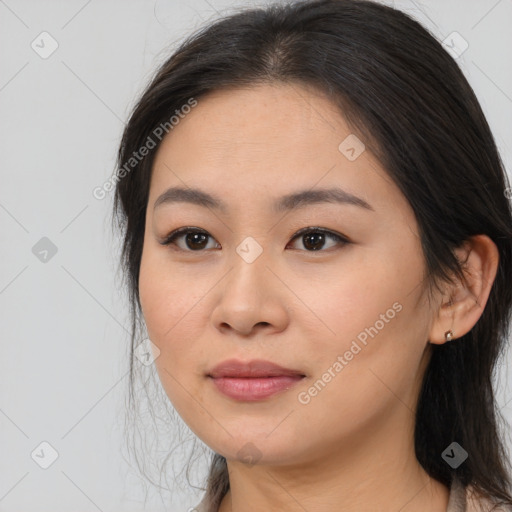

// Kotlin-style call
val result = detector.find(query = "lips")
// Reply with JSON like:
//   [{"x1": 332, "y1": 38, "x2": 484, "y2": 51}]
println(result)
[
  {"x1": 208, "y1": 358, "x2": 306, "y2": 379},
  {"x1": 207, "y1": 359, "x2": 306, "y2": 401}
]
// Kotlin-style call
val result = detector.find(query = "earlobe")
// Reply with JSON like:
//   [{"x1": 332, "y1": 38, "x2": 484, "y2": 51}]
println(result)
[{"x1": 428, "y1": 234, "x2": 499, "y2": 345}]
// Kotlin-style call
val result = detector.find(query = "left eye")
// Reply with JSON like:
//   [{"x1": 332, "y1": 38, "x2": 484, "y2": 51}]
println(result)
[
  {"x1": 160, "y1": 227, "x2": 349, "y2": 252},
  {"x1": 288, "y1": 227, "x2": 349, "y2": 251}
]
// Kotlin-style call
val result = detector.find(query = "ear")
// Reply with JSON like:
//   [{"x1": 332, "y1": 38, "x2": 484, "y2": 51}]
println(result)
[{"x1": 429, "y1": 234, "x2": 499, "y2": 345}]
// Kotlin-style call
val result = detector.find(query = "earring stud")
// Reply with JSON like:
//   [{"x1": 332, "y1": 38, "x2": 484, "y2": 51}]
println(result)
[{"x1": 445, "y1": 330, "x2": 454, "y2": 342}]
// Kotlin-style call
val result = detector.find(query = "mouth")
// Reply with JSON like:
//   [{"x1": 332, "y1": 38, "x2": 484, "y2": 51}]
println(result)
[{"x1": 207, "y1": 359, "x2": 306, "y2": 401}]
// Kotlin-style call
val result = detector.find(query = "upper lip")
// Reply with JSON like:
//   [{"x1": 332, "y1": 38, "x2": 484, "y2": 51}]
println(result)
[{"x1": 208, "y1": 359, "x2": 306, "y2": 378}]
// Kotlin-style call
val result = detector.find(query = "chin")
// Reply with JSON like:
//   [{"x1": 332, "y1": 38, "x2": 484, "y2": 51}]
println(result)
[{"x1": 201, "y1": 428, "x2": 305, "y2": 466}]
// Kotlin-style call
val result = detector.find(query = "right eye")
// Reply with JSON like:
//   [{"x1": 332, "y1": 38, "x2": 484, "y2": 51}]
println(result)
[{"x1": 160, "y1": 227, "x2": 220, "y2": 252}]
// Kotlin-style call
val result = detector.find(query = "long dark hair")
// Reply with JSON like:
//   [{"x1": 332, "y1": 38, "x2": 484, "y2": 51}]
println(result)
[{"x1": 112, "y1": 0, "x2": 512, "y2": 510}]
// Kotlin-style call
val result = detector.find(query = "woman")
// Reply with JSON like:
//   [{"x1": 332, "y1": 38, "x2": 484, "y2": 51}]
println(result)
[{"x1": 113, "y1": 0, "x2": 512, "y2": 510}]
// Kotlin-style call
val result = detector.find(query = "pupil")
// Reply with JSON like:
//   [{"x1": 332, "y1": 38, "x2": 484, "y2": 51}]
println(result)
[
  {"x1": 304, "y1": 232, "x2": 324, "y2": 251},
  {"x1": 187, "y1": 233, "x2": 207, "y2": 250}
]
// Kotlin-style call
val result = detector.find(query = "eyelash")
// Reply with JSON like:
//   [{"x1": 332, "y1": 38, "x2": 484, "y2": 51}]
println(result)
[{"x1": 160, "y1": 226, "x2": 350, "y2": 253}]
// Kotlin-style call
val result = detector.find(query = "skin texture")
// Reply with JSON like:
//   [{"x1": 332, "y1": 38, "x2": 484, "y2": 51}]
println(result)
[{"x1": 138, "y1": 83, "x2": 499, "y2": 512}]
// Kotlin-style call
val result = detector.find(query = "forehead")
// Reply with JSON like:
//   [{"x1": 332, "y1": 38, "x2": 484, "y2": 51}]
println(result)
[
  {"x1": 155, "y1": 83, "x2": 356, "y2": 163},
  {"x1": 148, "y1": 83, "x2": 405, "y2": 218}
]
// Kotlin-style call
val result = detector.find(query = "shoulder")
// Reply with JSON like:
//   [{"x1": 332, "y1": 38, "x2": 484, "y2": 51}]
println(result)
[
  {"x1": 465, "y1": 484, "x2": 512, "y2": 512},
  {"x1": 448, "y1": 478, "x2": 512, "y2": 512},
  {"x1": 191, "y1": 496, "x2": 210, "y2": 512}
]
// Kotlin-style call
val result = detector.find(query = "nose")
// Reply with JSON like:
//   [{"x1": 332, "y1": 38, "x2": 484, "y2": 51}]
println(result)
[{"x1": 210, "y1": 253, "x2": 290, "y2": 337}]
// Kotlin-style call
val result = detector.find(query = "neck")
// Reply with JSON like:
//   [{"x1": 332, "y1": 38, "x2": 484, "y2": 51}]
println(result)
[{"x1": 217, "y1": 413, "x2": 449, "y2": 512}]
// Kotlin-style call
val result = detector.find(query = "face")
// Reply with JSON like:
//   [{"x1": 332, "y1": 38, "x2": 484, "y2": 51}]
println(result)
[{"x1": 139, "y1": 83, "x2": 436, "y2": 467}]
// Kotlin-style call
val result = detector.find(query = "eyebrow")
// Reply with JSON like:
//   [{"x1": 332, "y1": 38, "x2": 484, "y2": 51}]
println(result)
[{"x1": 153, "y1": 186, "x2": 374, "y2": 214}]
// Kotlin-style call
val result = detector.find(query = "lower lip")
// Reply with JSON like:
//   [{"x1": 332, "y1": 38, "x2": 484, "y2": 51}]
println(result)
[{"x1": 210, "y1": 375, "x2": 304, "y2": 401}]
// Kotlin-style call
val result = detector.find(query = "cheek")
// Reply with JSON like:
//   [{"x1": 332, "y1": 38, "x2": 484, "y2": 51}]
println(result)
[
  {"x1": 139, "y1": 246, "x2": 192, "y2": 340},
  {"x1": 139, "y1": 249, "x2": 167, "y2": 338},
  {"x1": 305, "y1": 258, "x2": 399, "y2": 344},
  {"x1": 138, "y1": 250, "x2": 208, "y2": 415},
  {"x1": 138, "y1": 246, "x2": 212, "y2": 371},
  {"x1": 293, "y1": 280, "x2": 429, "y2": 441},
  {"x1": 306, "y1": 242, "x2": 429, "y2": 376}
]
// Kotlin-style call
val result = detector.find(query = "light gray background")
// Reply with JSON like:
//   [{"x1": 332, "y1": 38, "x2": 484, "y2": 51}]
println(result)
[{"x1": 1, "y1": 0, "x2": 511, "y2": 511}]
